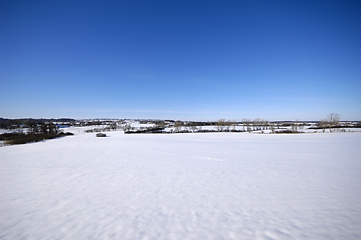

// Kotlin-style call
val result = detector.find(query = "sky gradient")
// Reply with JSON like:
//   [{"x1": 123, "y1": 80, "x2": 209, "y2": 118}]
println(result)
[{"x1": 1, "y1": 0, "x2": 360, "y2": 121}]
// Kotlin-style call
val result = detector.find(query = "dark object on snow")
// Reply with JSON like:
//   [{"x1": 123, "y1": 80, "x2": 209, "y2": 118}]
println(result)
[{"x1": 96, "y1": 133, "x2": 107, "y2": 137}]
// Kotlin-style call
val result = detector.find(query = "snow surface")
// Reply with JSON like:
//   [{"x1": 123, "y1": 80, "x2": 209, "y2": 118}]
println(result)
[{"x1": 1, "y1": 131, "x2": 361, "y2": 239}]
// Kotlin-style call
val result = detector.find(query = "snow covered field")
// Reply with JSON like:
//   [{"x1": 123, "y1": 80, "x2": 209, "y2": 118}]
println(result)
[{"x1": 1, "y1": 131, "x2": 360, "y2": 239}]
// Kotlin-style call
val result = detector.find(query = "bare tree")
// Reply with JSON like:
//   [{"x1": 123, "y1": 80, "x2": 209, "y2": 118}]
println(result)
[
  {"x1": 216, "y1": 119, "x2": 226, "y2": 132},
  {"x1": 291, "y1": 120, "x2": 298, "y2": 133},
  {"x1": 122, "y1": 123, "x2": 131, "y2": 132},
  {"x1": 190, "y1": 125, "x2": 197, "y2": 132},
  {"x1": 320, "y1": 113, "x2": 340, "y2": 133},
  {"x1": 155, "y1": 121, "x2": 166, "y2": 129},
  {"x1": 254, "y1": 118, "x2": 262, "y2": 130},
  {"x1": 318, "y1": 119, "x2": 327, "y2": 132},
  {"x1": 270, "y1": 122, "x2": 275, "y2": 133},
  {"x1": 40, "y1": 122, "x2": 58, "y2": 135},
  {"x1": 261, "y1": 119, "x2": 269, "y2": 130},
  {"x1": 224, "y1": 120, "x2": 231, "y2": 132},
  {"x1": 174, "y1": 121, "x2": 182, "y2": 132},
  {"x1": 232, "y1": 120, "x2": 237, "y2": 132},
  {"x1": 242, "y1": 119, "x2": 250, "y2": 131},
  {"x1": 327, "y1": 113, "x2": 340, "y2": 132}
]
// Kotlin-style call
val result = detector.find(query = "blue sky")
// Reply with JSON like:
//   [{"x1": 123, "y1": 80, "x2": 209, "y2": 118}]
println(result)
[{"x1": 1, "y1": 0, "x2": 360, "y2": 121}]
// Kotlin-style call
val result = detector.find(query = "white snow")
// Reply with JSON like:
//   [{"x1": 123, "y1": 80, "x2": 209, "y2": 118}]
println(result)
[{"x1": 1, "y1": 131, "x2": 360, "y2": 239}]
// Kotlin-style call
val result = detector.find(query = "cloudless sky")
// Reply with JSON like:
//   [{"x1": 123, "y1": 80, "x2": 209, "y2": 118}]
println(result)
[{"x1": 1, "y1": 0, "x2": 360, "y2": 121}]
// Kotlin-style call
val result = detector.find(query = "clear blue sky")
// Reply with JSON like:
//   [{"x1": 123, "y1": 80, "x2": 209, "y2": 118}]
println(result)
[{"x1": 1, "y1": 0, "x2": 360, "y2": 121}]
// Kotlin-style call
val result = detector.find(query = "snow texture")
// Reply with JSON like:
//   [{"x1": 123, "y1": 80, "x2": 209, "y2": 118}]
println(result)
[{"x1": 1, "y1": 131, "x2": 361, "y2": 239}]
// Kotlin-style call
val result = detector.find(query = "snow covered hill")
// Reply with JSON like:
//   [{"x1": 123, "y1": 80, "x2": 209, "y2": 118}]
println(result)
[{"x1": 0, "y1": 131, "x2": 360, "y2": 239}]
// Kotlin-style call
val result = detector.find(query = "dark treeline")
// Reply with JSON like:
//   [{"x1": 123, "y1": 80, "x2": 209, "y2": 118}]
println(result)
[{"x1": 0, "y1": 118, "x2": 76, "y2": 129}]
